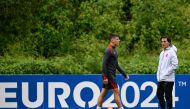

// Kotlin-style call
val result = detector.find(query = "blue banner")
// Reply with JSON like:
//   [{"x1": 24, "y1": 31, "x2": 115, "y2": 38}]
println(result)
[{"x1": 0, "y1": 74, "x2": 189, "y2": 109}]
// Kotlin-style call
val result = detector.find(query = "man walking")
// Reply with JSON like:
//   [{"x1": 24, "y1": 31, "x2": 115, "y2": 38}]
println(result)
[
  {"x1": 96, "y1": 33, "x2": 129, "y2": 109},
  {"x1": 156, "y1": 35, "x2": 178, "y2": 109}
]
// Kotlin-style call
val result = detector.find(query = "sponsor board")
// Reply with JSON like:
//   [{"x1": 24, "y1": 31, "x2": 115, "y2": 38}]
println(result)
[{"x1": 0, "y1": 74, "x2": 189, "y2": 109}]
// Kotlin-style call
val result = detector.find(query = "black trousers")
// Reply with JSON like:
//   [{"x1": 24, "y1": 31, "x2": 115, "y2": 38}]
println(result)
[{"x1": 156, "y1": 81, "x2": 174, "y2": 109}]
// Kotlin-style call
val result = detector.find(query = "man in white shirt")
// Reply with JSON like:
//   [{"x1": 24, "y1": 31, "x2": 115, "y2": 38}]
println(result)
[{"x1": 156, "y1": 35, "x2": 178, "y2": 109}]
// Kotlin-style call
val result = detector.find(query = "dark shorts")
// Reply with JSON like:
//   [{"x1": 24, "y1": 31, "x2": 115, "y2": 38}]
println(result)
[
  {"x1": 102, "y1": 71, "x2": 117, "y2": 89},
  {"x1": 102, "y1": 80, "x2": 118, "y2": 89}
]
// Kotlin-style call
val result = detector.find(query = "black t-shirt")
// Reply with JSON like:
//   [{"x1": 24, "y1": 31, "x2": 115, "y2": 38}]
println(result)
[{"x1": 102, "y1": 44, "x2": 126, "y2": 81}]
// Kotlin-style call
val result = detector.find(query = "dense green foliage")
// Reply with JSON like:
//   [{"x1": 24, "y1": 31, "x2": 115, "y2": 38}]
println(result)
[{"x1": 0, "y1": 0, "x2": 190, "y2": 74}]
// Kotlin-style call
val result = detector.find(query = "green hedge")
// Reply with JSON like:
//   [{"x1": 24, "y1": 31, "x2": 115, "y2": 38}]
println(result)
[
  {"x1": 0, "y1": 55, "x2": 189, "y2": 74},
  {"x1": 0, "y1": 58, "x2": 56, "y2": 74}
]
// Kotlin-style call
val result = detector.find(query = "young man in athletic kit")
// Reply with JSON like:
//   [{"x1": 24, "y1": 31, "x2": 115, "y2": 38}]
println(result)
[{"x1": 96, "y1": 33, "x2": 129, "y2": 109}]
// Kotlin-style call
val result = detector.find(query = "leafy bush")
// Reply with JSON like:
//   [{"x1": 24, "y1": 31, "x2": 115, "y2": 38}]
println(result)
[
  {"x1": 0, "y1": 49, "x2": 190, "y2": 74},
  {"x1": 0, "y1": 0, "x2": 190, "y2": 74},
  {"x1": 0, "y1": 58, "x2": 56, "y2": 74}
]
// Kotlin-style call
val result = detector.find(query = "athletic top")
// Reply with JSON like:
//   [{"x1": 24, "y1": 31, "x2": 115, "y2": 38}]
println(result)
[
  {"x1": 102, "y1": 44, "x2": 126, "y2": 81},
  {"x1": 157, "y1": 45, "x2": 178, "y2": 82}
]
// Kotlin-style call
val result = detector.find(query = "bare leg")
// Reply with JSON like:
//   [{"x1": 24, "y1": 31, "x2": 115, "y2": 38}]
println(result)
[
  {"x1": 97, "y1": 88, "x2": 109, "y2": 107},
  {"x1": 113, "y1": 88, "x2": 122, "y2": 108}
]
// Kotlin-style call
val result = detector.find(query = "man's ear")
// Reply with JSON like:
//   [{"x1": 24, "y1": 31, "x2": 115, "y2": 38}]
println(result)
[{"x1": 110, "y1": 38, "x2": 114, "y2": 42}]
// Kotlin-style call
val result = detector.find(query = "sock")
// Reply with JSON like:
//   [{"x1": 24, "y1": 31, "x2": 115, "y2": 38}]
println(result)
[
  {"x1": 96, "y1": 106, "x2": 101, "y2": 109},
  {"x1": 119, "y1": 107, "x2": 124, "y2": 109}
]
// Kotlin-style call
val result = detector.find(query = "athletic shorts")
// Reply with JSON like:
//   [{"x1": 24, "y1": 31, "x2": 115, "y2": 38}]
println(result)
[
  {"x1": 102, "y1": 80, "x2": 118, "y2": 89},
  {"x1": 102, "y1": 74, "x2": 118, "y2": 89}
]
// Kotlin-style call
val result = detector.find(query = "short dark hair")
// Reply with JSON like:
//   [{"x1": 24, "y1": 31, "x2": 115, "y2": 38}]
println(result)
[
  {"x1": 161, "y1": 35, "x2": 171, "y2": 43},
  {"x1": 109, "y1": 33, "x2": 119, "y2": 41}
]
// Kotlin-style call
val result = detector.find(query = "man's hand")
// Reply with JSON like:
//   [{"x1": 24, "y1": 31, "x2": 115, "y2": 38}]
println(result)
[
  {"x1": 125, "y1": 74, "x2": 129, "y2": 80},
  {"x1": 103, "y1": 79, "x2": 108, "y2": 84}
]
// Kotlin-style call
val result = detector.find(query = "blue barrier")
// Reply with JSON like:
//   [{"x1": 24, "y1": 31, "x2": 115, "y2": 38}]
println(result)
[{"x1": 0, "y1": 74, "x2": 189, "y2": 109}]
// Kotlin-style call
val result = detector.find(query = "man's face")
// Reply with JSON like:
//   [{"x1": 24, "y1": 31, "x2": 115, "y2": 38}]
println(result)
[
  {"x1": 111, "y1": 37, "x2": 120, "y2": 46},
  {"x1": 161, "y1": 38, "x2": 170, "y2": 49}
]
